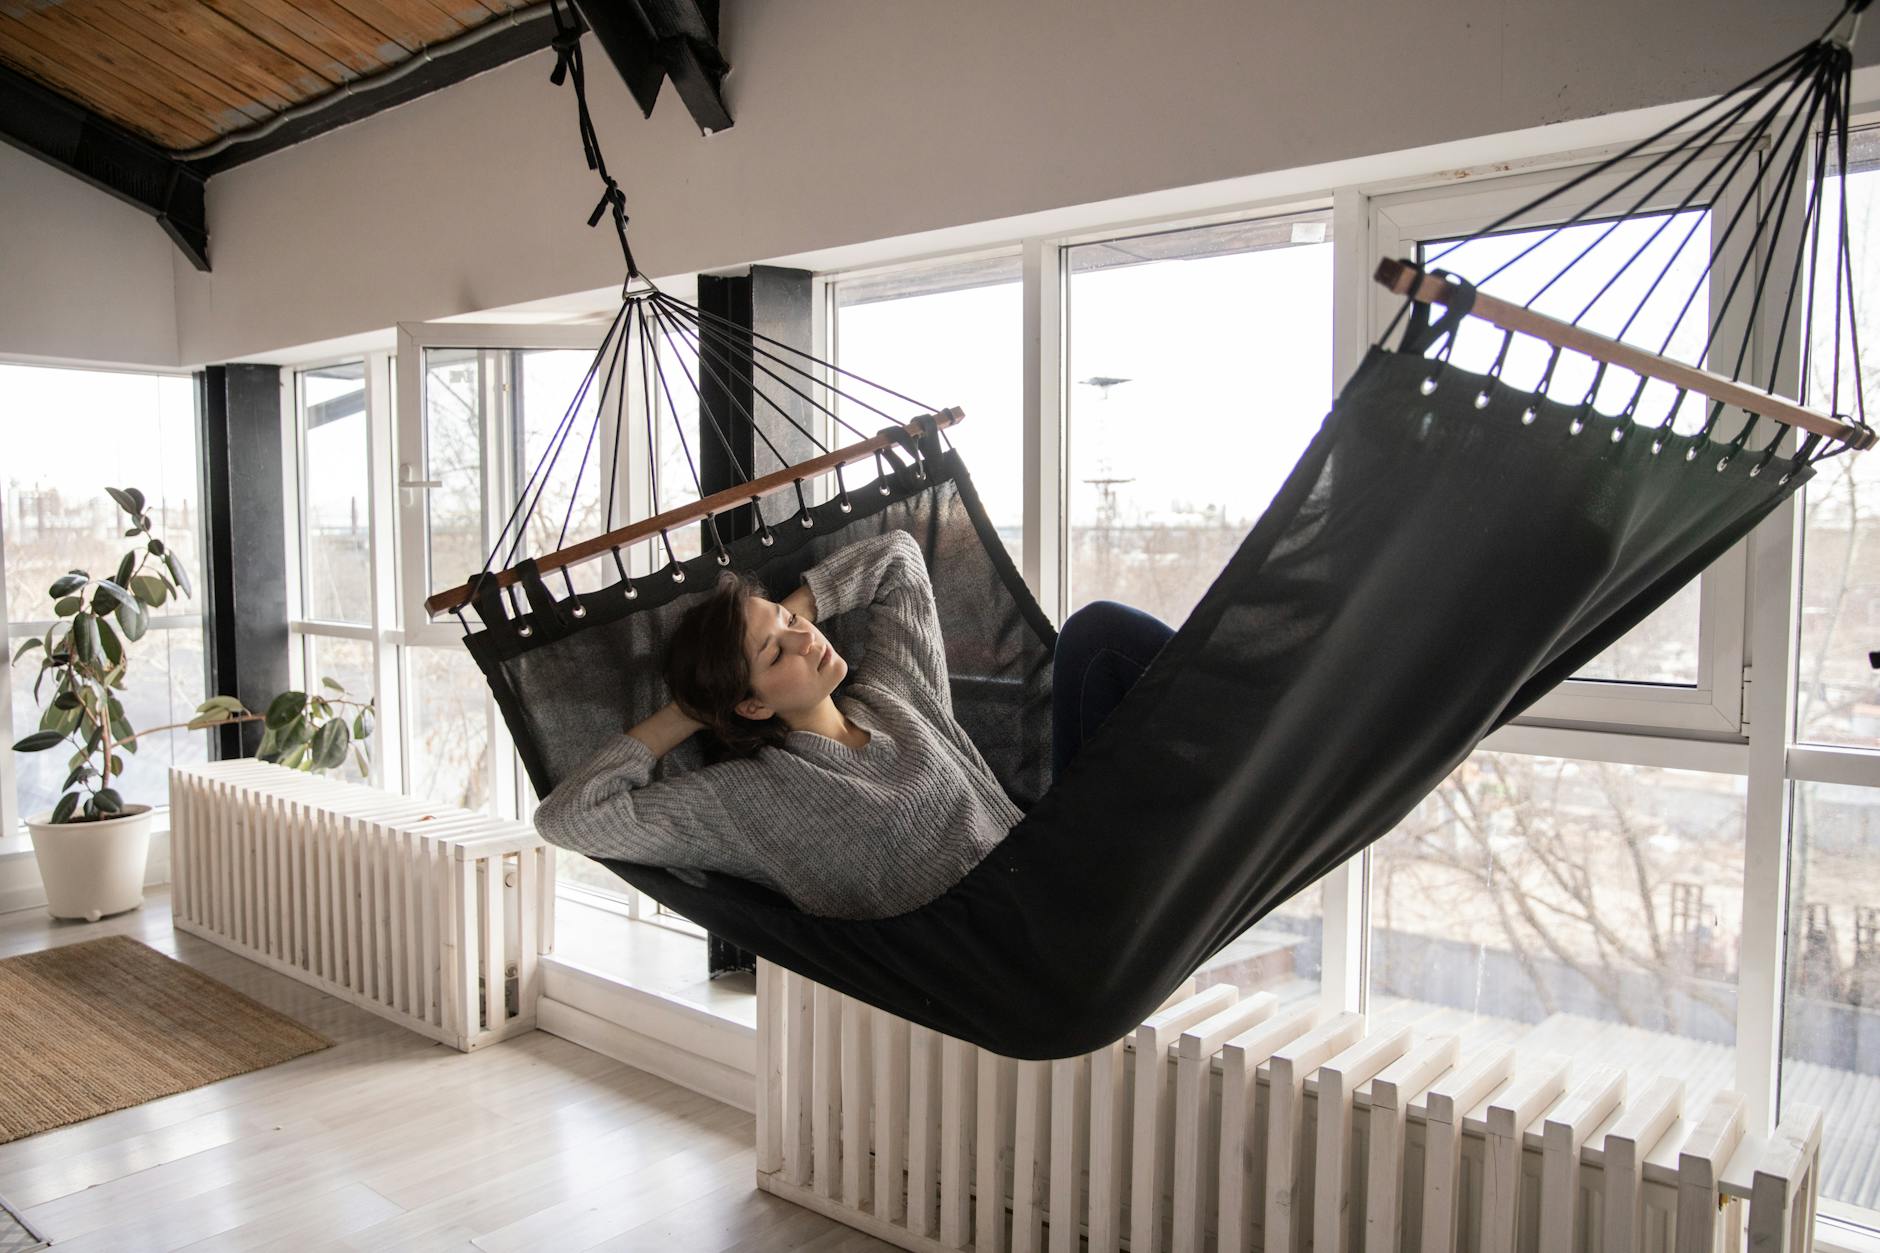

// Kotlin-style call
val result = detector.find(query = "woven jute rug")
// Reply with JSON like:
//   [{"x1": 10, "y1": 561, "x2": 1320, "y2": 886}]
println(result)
[{"x1": 0, "y1": 935, "x2": 332, "y2": 1145}]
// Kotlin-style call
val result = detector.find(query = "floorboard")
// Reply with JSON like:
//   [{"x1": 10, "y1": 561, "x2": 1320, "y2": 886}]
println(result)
[{"x1": 0, "y1": 886, "x2": 891, "y2": 1252}]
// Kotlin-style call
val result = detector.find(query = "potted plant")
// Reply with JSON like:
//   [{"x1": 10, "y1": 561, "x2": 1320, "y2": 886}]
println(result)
[{"x1": 9, "y1": 486, "x2": 374, "y2": 921}]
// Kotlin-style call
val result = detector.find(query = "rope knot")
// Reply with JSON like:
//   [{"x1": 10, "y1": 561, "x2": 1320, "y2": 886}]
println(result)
[
  {"x1": 549, "y1": 34, "x2": 579, "y2": 85},
  {"x1": 588, "y1": 180, "x2": 627, "y2": 229}
]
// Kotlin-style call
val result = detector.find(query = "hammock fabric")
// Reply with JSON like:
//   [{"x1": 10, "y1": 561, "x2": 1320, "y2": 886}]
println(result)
[{"x1": 452, "y1": 4, "x2": 1869, "y2": 1058}]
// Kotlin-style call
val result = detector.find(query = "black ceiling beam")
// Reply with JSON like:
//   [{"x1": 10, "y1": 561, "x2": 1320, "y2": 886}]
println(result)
[
  {"x1": 571, "y1": 0, "x2": 732, "y2": 134},
  {"x1": 0, "y1": 61, "x2": 209, "y2": 271}
]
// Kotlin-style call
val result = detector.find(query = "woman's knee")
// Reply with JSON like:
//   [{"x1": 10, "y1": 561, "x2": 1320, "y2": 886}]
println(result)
[
  {"x1": 1061, "y1": 600, "x2": 1142, "y2": 641},
  {"x1": 1061, "y1": 600, "x2": 1171, "y2": 657}
]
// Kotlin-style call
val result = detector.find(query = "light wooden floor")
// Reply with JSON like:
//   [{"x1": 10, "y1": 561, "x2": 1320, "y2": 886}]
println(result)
[{"x1": 0, "y1": 886, "x2": 892, "y2": 1252}]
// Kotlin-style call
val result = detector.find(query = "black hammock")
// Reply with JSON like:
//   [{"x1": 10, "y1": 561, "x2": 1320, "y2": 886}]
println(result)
[{"x1": 443, "y1": 3, "x2": 1872, "y2": 1059}]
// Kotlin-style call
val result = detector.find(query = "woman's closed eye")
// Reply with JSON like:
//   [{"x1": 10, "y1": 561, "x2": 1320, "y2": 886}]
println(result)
[{"x1": 768, "y1": 611, "x2": 799, "y2": 665}]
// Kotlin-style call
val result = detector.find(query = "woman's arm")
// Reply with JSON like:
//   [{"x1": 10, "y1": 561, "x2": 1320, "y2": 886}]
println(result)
[
  {"x1": 627, "y1": 701, "x2": 706, "y2": 759},
  {"x1": 801, "y1": 530, "x2": 950, "y2": 703},
  {"x1": 531, "y1": 718, "x2": 767, "y2": 882}
]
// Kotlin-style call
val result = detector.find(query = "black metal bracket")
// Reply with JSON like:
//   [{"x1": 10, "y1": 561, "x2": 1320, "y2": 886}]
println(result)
[
  {"x1": 0, "y1": 61, "x2": 209, "y2": 271},
  {"x1": 571, "y1": 0, "x2": 733, "y2": 134}
]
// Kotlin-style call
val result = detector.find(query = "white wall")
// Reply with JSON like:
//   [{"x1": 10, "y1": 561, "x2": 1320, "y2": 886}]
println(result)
[
  {"x1": 0, "y1": 142, "x2": 178, "y2": 367},
  {"x1": 4, "y1": 0, "x2": 1869, "y2": 368}
]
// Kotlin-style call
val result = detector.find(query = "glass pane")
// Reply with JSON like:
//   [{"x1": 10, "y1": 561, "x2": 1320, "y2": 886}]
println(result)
[
  {"x1": 10, "y1": 626, "x2": 208, "y2": 821},
  {"x1": 1370, "y1": 752, "x2": 1742, "y2": 1103},
  {"x1": 514, "y1": 349, "x2": 611, "y2": 593},
  {"x1": 836, "y1": 255, "x2": 1022, "y2": 563},
  {"x1": 1066, "y1": 213, "x2": 1332, "y2": 625},
  {"x1": 555, "y1": 846, "x2": 637, "y2": 903},
  {"x1": 300, "y1": 363, "x2": 372, "y2": 624},
  {"x1": 304, "y1": 633, "x2": 374, "y2": 783},
  {"x1": 1797, "y1": 134, "x2": 1880, "y2": 747},
  {"x1": 1782, "y1": 782, "x2": 1880, "y2": 1214},
  {"x1": 406, "y1": 645, "x2": 489, "y2": 812},
  {"x1": 422, "y1": 348, "x2": 484, "y2": 603},
  {"x1": 1419, "y1": 211, "x2": 1714, "y2": 685},
  {"x1": 654, "y1": 346, "x2": 704, "y2": 565},
  {"x1": 1192, "y1": 884, "x2": 1322, "y2": 1010},
  {"x1": 2, "y1": 364, "x2": 202, "y2": 622}
]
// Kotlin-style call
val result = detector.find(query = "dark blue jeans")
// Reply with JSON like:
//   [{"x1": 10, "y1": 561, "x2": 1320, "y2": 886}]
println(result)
[{"x1": 1052, "y1": 600, "x2": 1175, "y2": 778}]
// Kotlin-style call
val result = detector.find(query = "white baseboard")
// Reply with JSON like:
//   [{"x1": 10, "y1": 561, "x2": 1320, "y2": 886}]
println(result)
[{"x1": 537, "y1": 956, "x2": 756, "y2": 1113}]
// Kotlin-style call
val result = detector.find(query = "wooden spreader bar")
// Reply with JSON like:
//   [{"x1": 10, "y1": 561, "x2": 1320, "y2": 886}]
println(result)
[
  {"x1": 1375, "y1": 258, "x2": 1875, "y2": 452},
  {"x1": 424, "y1": 408, "x2": 965, "y2": 619}
]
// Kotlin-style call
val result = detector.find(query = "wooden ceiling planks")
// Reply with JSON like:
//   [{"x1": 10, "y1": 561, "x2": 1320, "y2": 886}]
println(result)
[
  {"x1": 0, "y1": 14, "x2": 218, "y2": 148},
  {"x1": 0, "y1": 0, "x2": 530, "y2": 151}
]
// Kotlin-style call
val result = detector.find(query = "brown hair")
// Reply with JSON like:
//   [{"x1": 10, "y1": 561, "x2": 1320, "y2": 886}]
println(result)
[{"x1": 665, "y1": 571, "x2": 791, "y2": 761}]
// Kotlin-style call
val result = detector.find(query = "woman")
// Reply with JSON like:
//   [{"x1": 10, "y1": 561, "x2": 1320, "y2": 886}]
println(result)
[{"x1": 532, "y1": 529, "x2": 1172, "y2": 919}]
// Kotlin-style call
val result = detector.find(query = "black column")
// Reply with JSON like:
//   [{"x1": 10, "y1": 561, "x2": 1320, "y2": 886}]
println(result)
[
  {"x1": 198, "y1": 364, "x2": 290, "y2": 760},
  {"x1": 695, "y1": 265, "x2": 814, "y2": 979}
]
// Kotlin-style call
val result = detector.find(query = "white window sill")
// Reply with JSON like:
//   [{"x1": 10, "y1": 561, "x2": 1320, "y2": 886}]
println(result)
[{"x1": 550, "y1": 890, "x2": 755, "y2": 1031}]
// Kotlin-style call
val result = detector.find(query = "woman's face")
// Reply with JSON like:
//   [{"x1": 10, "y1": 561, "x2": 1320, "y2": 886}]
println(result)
[{"x1": 734, "y1": 596, "x2": 847, "y2": 722}]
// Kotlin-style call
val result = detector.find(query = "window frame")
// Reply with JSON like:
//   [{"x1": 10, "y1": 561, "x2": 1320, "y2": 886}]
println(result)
[
  {"x1": 1371, "y1": 153, "x2": 1762, "y2": 737},
  {"x1": 1, "y1": 360, "x2": 208, "y2": 848}
]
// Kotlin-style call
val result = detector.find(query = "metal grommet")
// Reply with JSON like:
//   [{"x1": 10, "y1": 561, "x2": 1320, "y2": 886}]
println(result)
[
  {"x1": 1473, "y1": 390, "x2": 1492, "y2": 410},
  {"x1": 1749, "y1": 461, "x2": 1764, "y2": 477},
  {"x1": 879, "y1": 480, "x2": 893, "y2": 496},
  {"x1": 570, "y1": 603, "x2": 587, "y2": 618},
  {"x1": 716, "y1": 550, "x2": 732, "y2": 566},
  {"x1": 671, "y1": 567, "x2": 687, "y2": 584},
  {"x1": 1521, "y1": 407, "x2": 1538, "y2": 426},
  {"x1": 1685, "y1": 446, "x2": 1701, "y2": 462},
  {"x1": 517, "y1": 624, "x2": 534, "y2": 638},
  {"x1": 623, "y1": 582, "x2": 639, "y2": 599},
  {"x1": 839, "y1": 498, "x2": 854, "y2": 514},
  {"x1": 800, "y1": 513, "x2": 816, "y2": 529},
  {"x1": 1609, "y1": 425, "x2": 1625, "y2": 443},
  {"x1": 1652, "y1": 439, "x2": 1665, "y2": 455},
  {"x1": 1716, "y1": 456, "x2": 1732, "y2": 472},
  {"x1": 1568, "y1": 416, "x2": 1586, "y2": 436},
  {"x1": 1779, "y1": 471, "x2": 1795, "y2": 486},
  {"x1": 1419, "y1": 375, "x2": 1440, "y2": 396},
  {"x1": 760, "y1": 531, "x2": 776, "y2": 547}
]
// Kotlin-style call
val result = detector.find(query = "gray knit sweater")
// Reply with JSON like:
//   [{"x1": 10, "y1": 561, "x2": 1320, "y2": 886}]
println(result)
[{"x1": 531, "y1": 531, "x2": 1024, "y2": 919}]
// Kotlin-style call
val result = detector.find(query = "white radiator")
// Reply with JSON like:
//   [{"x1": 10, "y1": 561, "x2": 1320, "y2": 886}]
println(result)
[
  {"x1": 753, "y1": 961, "x2": 1824, "y2": 1253},
  {"x1": 168, "y1": 761, "x2": 555, "y2": 1052}
]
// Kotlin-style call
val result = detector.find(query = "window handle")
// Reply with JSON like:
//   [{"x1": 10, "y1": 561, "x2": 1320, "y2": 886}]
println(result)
[{"x1": 400, "y1": 463, "x2": 442, "y2": 492}]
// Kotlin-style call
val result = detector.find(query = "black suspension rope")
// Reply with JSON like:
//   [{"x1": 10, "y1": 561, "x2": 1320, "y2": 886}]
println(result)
[
  {"x1": 649, "y1": 297, "x2": 855, "y2": 448},
  {"x1": 547, "y1": 0, "x2": 637, "y2": 279},
  {"x1": 479, "y1": 302, "x2": 628, "y2": 579}
]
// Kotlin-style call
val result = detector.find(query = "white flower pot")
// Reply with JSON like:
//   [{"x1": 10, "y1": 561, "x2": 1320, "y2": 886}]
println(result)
[{"x1": 25, "y1": 804, "x2": 153, "y2": 922}]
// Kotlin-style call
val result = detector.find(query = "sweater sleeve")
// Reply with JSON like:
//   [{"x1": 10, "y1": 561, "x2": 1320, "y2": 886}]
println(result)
[
  {"x1": 531, "y1": 732, "x2": 772, "y2": 884},
  {"x1": 803, "y1": 530, "x2": 950, "y2": 708}
]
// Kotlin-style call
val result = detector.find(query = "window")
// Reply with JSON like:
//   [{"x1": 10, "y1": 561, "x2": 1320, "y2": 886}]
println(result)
[
  {"x1": 1783, "y1": 783, "x2": 1880, "y2": 1214},
  {"x1": 298, "y1": 363, "x2": 372, "y2": 625},
  {"x1": 1783, "y1": 123, "x2": 1880, "y2": 1221},
  {"x1": 1797, "y1": 126, "x2": 1880, "y2": 751},
  {"x1": 1375, "y1": 157, "x2": 1753, "y2": 735},
  {"x1": 1414, "y1": 211, "x2": 1714, "y2": 687},
  {"x1": 1371, "y1": 752, "x2": 1744, "y2": 1106},
  {"x1": 833, "y1": 253, "x2": 1023, "y2": 560},
  {"x1": 391, "y1": 322, "x2": 704, "y2": 927},
  {"x1": 1065, "y1": 210, "x2": 1333, "y2": 626},
  {"x1": 1, "y1": 363, "x2": 208, "y2": 832}
]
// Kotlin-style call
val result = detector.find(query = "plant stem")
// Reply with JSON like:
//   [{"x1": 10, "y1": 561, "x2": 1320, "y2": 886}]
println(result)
[{"x1": 119, "y1": 711, "x2": 265, "y2": 743}]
